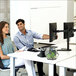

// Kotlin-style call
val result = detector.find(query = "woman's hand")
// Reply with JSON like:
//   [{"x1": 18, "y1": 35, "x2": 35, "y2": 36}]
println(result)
[
  {"x1": 15, "y1": 50, "x2": 23, "y2": 52},
  {"x1": 18, "y1": 50, "x2": 24, "y2": 52}
]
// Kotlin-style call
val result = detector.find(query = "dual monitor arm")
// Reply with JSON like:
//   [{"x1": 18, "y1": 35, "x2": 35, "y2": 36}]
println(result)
[
  {"x1": 54, "y1": 30, "x2": 73, "y2": 51},
  {"x1": 49, "y1": 22, "x2": 76, "y2": 51}
]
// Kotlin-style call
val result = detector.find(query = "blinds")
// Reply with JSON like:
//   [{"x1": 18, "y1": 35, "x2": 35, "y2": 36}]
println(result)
[{"x1": 0, "y1": 0, "x2": 10, "y2": 22}]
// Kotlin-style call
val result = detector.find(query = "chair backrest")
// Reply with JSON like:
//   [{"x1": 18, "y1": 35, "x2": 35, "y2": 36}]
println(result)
[{"x1": 0, "y1": 58, "x2": 4, "y2": 69}]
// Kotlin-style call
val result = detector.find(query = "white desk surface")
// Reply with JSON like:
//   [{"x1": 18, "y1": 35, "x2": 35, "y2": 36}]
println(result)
[
  {"x1": 8, "y1": 44, "x2": 76, "y2": 64},
  {"x1": 8, "y1": 43, "x2": 76, "y2": 76},
  {"x1": 34, "y1": 38, "x2": 76, "y2": 44},
  {"x1": 8, "y1": 51, "x2": 57, "y2": 64},
  {"x1": 56, "y1": 56, "x2": 76, "y2": 70},
  {"x1": 34, "y1": 39, "x2": 65, "y2": 44}
]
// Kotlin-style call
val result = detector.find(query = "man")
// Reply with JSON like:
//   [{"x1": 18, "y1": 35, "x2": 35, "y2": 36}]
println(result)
[{"x1": 14, "y1": 19, "x2": 49, "y2": 76}]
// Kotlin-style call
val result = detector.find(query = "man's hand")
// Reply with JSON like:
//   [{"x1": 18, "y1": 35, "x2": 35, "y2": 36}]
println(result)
[{"x1": 42, "y1": 34, "x2": 49, "y2": 39}]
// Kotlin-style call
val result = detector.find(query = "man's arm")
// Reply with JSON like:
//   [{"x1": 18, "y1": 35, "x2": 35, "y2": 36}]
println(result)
[
  {"x1": 31, "y1": 30, "x2": 49, "y2": 39},
  {"x1": 31, "y1": 30, "x2": 58, "y2": 40}
]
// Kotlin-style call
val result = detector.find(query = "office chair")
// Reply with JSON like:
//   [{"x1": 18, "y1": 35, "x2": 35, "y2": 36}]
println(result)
[{"x1": 0, "y1": 58, "x2": 25, "y2": 76}]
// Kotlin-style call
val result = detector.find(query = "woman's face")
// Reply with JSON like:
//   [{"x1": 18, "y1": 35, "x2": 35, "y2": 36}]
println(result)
[{"x1": 2, "y1": 24, "x2": 9, "y2": 34}]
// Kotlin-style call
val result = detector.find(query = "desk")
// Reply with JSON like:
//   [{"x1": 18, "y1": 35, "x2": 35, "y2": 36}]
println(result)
[
  {"x1": 56, "y1": 56, "x2": 76, "y2": 76},
  {"x1": 8, "y1": 44, "x2": 76, "y2": 76},
  {"x1": 8, "y1": 51, "x2": 55, "y2": 76}
]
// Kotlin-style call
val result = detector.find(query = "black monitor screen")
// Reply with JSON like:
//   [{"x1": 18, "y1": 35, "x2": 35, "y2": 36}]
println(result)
[
  {"x1": 64, "y1": 22, "x2": 74, "y2": 39},
  {"x1": 49, "y1": 23, "x2": 57, "y2": 42}
]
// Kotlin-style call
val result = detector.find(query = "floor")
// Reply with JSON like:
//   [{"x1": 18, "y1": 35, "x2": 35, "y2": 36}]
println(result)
[
  {"x1": 0, "y1": 68, "x2": 74, "y2": 76},
  {"x1": 16, "y1": 68, "x2": 73, "y2": 76}
]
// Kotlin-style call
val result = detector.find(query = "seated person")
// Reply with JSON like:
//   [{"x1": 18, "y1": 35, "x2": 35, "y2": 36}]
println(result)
[
  {"x1": 0, "y1": 21, "x2": 36, "y2": 76},
  {"x1": 14, "y1": 19, "x2": 49, "y2": 76}
]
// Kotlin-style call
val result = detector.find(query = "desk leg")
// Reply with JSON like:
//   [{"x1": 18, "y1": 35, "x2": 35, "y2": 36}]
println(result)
[
  {"x1": 59, "y1": 67, "x2": 66, "y2": 76},
  {"x1": 73, "y1": 72, "x2": 76, "y2": 76},
  {"x1": 49, "y1": 64, "x2": 54, "y2": 76},
  {"x1": 10, "y1": 57, "x2": 15, "y2": 76}
]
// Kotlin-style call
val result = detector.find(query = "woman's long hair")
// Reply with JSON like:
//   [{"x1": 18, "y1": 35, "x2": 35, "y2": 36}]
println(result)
[{"x1": 0, "y1": 21, "x2": 9, "y2": 45}]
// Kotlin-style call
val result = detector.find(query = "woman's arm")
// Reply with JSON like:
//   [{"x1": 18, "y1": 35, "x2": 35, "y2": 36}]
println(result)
[{"x1": 0, "y1": 46, "x2": 10, "y2": 59}]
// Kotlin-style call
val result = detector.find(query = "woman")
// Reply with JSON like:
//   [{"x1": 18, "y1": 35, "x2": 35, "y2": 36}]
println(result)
[{"x1": 0, "y1": 21, "x2": 36, "y2": 76}]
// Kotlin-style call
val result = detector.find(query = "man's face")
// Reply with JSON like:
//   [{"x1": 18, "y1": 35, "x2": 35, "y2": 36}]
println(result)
[{"x1": 17, "y1": 22, "x2": 25, "y2": 31}]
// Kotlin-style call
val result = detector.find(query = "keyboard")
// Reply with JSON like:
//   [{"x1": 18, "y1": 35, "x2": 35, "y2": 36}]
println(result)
[{"x1": 27, "y1": 48, "x2": 40, "y2": 52}]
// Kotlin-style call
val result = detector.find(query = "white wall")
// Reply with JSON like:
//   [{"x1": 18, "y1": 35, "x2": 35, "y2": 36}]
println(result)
[
  {"x1": 74, "y1": 1, "x2": 76, "y2": 16},
  {"x1": 10, "y1": 0, "x2": 74, "y2": 43},
  {"x1": 10, "y1": 1, "x2": 31, "y2": 40},
  {"x1": 67, "y1": 0, "x2": 74, "y2": 22},
  {"x1": 30, "y1": 1, "x2": 67, "y2": 43}
]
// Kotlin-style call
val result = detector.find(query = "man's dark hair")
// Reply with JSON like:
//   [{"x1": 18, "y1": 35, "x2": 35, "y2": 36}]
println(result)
[{"x1": 16, "y1": 19, "x2": 25, "y2": 24}]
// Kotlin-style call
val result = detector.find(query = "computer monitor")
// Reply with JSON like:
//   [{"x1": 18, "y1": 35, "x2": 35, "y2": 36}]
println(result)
[
  {"x1": 49, "y1": 23, "x2": 57, "y2": 42},
  {"x1": 64, "y1": 22, "x2": 74, "y2": 39}
]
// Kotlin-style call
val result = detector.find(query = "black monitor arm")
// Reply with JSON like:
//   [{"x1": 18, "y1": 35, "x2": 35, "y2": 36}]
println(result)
[{"x1": 53, "y1": 29, "x2": 75, "y2": 51}]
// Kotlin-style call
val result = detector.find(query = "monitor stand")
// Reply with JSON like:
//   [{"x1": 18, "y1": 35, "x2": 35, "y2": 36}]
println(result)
[
  {"x1": 57, "y1": 48, "x2": 71, "y2": 51},
  {"x1": 57, "y1": 35, "x2": 71, "y2": 51}
]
